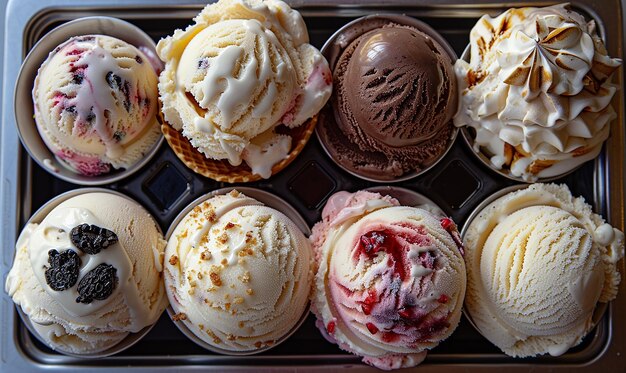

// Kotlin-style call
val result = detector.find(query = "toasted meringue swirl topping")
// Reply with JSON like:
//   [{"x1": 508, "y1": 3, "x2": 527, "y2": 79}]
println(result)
[{"x1": 454, "y1": 4, "x2": 622, "y2": 181}]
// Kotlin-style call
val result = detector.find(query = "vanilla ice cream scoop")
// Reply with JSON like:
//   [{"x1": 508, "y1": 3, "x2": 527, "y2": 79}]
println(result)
[
  {"x1": 33, "y1": 35, "x2": 161, "y2": 176},
  {"x1": 164, "y1": 190, "x2": 313, "y2": 352},
  {"x1": 157, "y1": 0, "x2": 332, "y2": 178},
  {"x1": 464, "y1": 184, "x2": 624, "y2": 357},
  {"x1": 310, "y1": 191, "x2": 466, "y2": 370},
  {"x1": 454, "y1": 4, "x2": 622, "y2": 181},
  {"x1": 5, "y1": 192, "x2": 167, "y2": 354}
]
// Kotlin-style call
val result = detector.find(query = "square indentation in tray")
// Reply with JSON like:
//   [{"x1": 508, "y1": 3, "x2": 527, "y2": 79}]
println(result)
[
  {"x1": 288, "y1": 161, "x2": 336, "y2": 209},
  {"x1": 431, "y1": 160, "x2": 480, "y2": 209},
  {"x1": 143, "y1": 162, "x2": 190, "y2": 210}
]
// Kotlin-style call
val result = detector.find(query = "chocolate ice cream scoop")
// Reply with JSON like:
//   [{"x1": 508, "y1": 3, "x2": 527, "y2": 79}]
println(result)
[
  {"x1": 318, "y1": 15, "x2": 458, "y2": 181},
  {"x1": 343, "y1": 26, "x2": 455, "y2": 147}
]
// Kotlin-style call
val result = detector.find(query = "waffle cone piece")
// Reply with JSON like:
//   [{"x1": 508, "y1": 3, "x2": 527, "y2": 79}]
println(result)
[{"x1": 162, "y1": 116, "x2": 317, "y2": 183}]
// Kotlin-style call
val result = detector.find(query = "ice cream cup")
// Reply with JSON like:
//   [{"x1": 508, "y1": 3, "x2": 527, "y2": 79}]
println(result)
[
  {"x1": 13, "y1": 188, "x2": 162, "y2": 358},
  {"x1": 15, "y1": 16, "x2": 164, "y2": 186},
  {"x1": 365, "y1": 185, "x2": 443, "y2": 214},
  {"x1": 459, "y1": 184, "x2": 609, "y2": 347},
  {"x1": 457, "y1": 45, "x2": 602, "y2": 184},
  {"x1": 165, "y1": 187, "x2": 311, "y2": 355},
  {"x1": 317, "y1": 14, "x2": 458, "y2": 183},
  {"x1": 309, "y1": 187, "x2": 466, "y2": 368}
]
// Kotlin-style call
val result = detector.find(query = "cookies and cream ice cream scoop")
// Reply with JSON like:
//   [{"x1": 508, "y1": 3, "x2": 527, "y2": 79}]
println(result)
[{"x1": 5, "y1": 191, "x2": 167, "y2": 355}]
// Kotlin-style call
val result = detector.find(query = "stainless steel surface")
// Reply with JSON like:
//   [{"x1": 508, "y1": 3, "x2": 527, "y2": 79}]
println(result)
[{"x1": 1, "y1": 0, "x2": 624, "y2": 372}]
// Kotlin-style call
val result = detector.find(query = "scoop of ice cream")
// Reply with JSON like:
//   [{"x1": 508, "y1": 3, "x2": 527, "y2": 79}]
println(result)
[
  {"x1": 33, "y1": 35, "x2": 161, "y2": 176},
  {"x1": 157, "y1": 0, "x2": 332, "y2": 177},
  {"x1": 5, "y1": 192, "x2": 167, "y2": 354},
  {"x1": 318, "y1": 19, "x2": 457, "y2": 180},
  {"x1": 310, "y1": 191, "x2": 466, "y2": 370},
  {"x1": 342, "y1": 27, "x2": 456, "y2": 148},
  {"x1": 454, "y1": 4, "x2": 622, "y2": 181},
  {"x1": 463, "y1": 184, "x2": 624, "y2": 357},
  {"x1": 164, "y1": 190, "x2": 313, "y2": 351}
]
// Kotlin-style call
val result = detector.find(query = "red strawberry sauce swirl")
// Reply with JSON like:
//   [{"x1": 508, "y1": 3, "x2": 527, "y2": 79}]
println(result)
[{"x1": 329, "y1": 221, "x2": 451, "y2": 347}]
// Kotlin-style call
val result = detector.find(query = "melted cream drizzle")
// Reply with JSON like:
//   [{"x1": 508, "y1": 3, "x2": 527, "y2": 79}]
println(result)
[
  {"x1": 199, "y1": 20, "x2": 280, "y2": 128},
  {"x1": 26, "y1": 207, "x2": 154, "y2": 330},
  {"x1": 69, "y1": 37, "x2": 131, "y2": 160}
]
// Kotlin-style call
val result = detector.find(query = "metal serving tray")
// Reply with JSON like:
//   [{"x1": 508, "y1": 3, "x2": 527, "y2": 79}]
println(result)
[{"x1": 1, "y1": 0, "x2": 624, "y2": 371}]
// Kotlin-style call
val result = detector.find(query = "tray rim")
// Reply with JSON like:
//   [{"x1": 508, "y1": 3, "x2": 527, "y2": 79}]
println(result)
[{"x1": 1, "y1": 0, "x2": 624, "y2": 371}]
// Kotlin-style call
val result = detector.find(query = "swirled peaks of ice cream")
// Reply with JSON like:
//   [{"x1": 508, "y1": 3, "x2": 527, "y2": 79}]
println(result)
[
  {"x1": 157, "y1": 0, "x2": 332, "y2": 178},
  {"x1": 5, "y1": 192, "x2": 167, "y2": 354},
  {"x1": 33, "y1": 35, "x2": 161, "y2": 176},
  {"x1": 454, "y1": 4, "x2": 622, "y2": 181},
  {"x1": 310, "y1": 191, "x2": 466, "y2": 370},
  {"x1": 164, "y1": 190, "x2": 313, "y2": 351},
  {"x1": 463, "y1": 183, "x2": 624, "y2": 357}
]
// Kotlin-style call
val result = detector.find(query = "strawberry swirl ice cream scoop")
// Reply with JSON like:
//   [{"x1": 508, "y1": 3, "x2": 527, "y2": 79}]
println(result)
[
  {"x1": 33, "y1": 34, "x2": 161, "y2": 176},
  {"x1": 310, "y1": 191, "x2": 466, "y2": 370}
]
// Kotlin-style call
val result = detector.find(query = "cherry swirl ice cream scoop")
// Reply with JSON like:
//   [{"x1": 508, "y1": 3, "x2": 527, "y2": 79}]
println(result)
[
  {"x1": 32, "y1": 35, "x2": 161, "y2": 176},
  {"x1": 310, "y1": 191, "x2": 466, "y2": 370}
]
